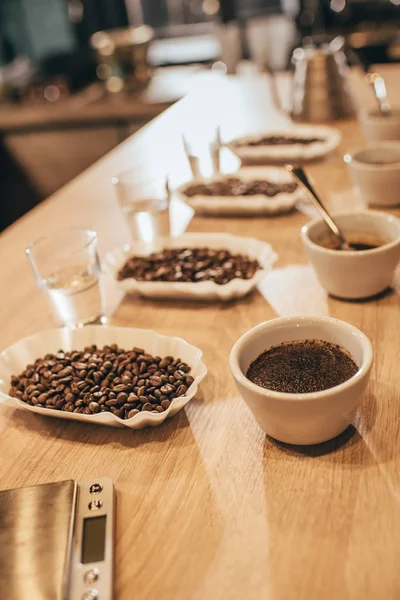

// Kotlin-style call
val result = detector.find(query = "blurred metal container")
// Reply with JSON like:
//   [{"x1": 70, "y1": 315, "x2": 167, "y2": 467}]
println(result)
[
  {"x1": 91, "y1": 26, "x2": 154, "y2": 93},
  {"x1": 290, "y1": 37, "x2": 355, "y2": 122}
]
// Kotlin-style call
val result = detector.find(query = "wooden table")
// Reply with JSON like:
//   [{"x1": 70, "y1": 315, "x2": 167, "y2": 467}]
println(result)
[
  {"x1": 0, "y1": 67, "x2": 203, "y2": 134},
  {"x1": 0, "y1": 65, "x2": 400, "y2": 600}
]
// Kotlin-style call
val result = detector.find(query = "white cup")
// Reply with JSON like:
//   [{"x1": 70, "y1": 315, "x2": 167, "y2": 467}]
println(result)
[
  {"x1": 344, "y1": 143, "x2": 400, "y2": 207},
  {"x1": 301, "y1": 211, "x2": 400, "y2": 299},
  {"x1": 230, "y1": 316, "x2": 373, "y2": 445},
  {"x1": 359, "y1": 108, "x2": 400, "y2": 142}
]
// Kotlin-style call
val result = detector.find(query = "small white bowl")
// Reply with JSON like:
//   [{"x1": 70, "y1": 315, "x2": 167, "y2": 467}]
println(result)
[
  {"x1": 230, "y1": 316, "x2": 373, "y2": 445},
  {"x1": 177, "y1": 167, "x2": 304, "y2": 216},
  {"x1": 104, "y1": 233, "x2": 277, "y2": 301},
  {"x1": 359, "y1": 108, "x2": 400, "y2": 142},
  {"x1": 301, "y1": 211, "x2": 400, "y2": 299},
  {"x1": 344, "y1": 143, "x2": 400, "y2": 207},
  {"x1": 227, "y1": 125, "x2": 342, "y2": 164},
  {"x1": 0, "y1": 326, "x2": 207, "y2": 429}
]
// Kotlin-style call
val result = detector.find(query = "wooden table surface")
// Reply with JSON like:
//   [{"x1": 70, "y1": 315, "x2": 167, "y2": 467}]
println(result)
[
  {"x1": 0, "y1": 65, "x2": 400, "y2": 600},
  {"x1": 0, "y1": 66, "x2": 203, "y2": 134}
]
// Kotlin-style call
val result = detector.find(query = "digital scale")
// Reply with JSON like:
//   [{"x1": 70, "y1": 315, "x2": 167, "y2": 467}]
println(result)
[{"x1": 0, "y1": 477, "x2": 115, "y2": 600}]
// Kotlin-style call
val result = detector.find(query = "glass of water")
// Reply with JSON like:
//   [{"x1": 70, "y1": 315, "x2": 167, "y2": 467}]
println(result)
[
  {"x1": 26, "y1": 228, "x2": 105, "y2": 328},
  {"x1": 112, "y1": 171, "x2": 171, "y2": 244}
]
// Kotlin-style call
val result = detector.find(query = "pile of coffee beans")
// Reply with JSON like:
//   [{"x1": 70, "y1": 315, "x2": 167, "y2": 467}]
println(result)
[
  {"x1": 9, "y1": 344, "x2": 194, "y2": 419},
  {"x1": 240, "y1": 135, "x2": 324, "y2": 147},
  {"x1": 183, "y1": 177, "x2": 297, "y2": 198},
  {"x1": 118, "y1": 247, "x2": 261, "y2": 284}
]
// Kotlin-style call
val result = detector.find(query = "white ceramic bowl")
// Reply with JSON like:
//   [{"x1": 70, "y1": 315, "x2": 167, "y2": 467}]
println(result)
[
  {"x1": 226, "y1": 125, "x2": 342, "y2": 164},
  {"x1": 344, "y1": 143, "x2": 400, "y2": 207},
  {"x1": 359, "y1": 108, "x2": 400, "y2": 142},
  {"x1": 302, "y1": 211, "x2": 400, "y2": 299},
  {"x1": 0, "y1": 326, "x2": 207, "y2": 429},
  {"x1": 230, "y1": 316, "x2": 373, "y2": 445},
  {"x1": 177, "y1": 167, "x2": 304, "y2": 216},
  {"x1": 104, "y1": 233, "x2": 277, "y2": 301}
]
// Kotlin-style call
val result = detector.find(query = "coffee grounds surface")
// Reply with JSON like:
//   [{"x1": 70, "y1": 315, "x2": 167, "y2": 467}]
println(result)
[{"x1": 246, "y1": 339, "x2": 358, "y2": 394}]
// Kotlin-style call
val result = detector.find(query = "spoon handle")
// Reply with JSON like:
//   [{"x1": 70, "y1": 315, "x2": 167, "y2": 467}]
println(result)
[
  {"x1": 286, "y1": 165, "x2": 348, "y2": 247},
  {"x1": 369, "y1": 73, "x2": 391, "y2": 117}
]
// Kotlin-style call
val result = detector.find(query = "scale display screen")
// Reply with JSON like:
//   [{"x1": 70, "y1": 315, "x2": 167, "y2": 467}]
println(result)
[{"x1": 81, "y1": 515, "x2": 107, "y2": 564}]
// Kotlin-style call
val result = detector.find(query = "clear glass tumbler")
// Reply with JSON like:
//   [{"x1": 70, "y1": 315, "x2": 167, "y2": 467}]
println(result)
[
  {"x1": 112, "y1": 171, "x2": 171, "y2": 244},
  {"x1": 26, "y1": 228, "x2": 105, "y2": 328}
]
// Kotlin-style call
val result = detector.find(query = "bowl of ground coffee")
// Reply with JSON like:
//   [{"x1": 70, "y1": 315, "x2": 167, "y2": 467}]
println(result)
[
  {"x1": 230, "y1": 316, "x2": 373, "y2": 445},
  {"x1": 302, "y1": 211, "x2": 400, "y2": 299}
]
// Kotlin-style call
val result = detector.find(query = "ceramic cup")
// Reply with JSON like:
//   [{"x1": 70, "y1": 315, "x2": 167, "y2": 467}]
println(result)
[
  {"x1": 344, "y1": 143, "x2": 400, "y2": 207},
  {"x1": 230, "y1": 316, "x2": 373, "y2": 445},
  {"x1": 359, "y1": 108, "x2": 400, "y2": 142},
  {"x1": 301, "y1": 211, "x2": 400, "y2": 299}
]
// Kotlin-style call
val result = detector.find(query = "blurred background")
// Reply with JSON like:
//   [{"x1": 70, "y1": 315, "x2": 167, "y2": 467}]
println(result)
[{"x1": 0, "y1": 0, "x2": 399, "y2": 230}]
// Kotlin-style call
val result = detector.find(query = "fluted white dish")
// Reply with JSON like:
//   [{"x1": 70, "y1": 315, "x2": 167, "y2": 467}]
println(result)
[
  {"x1": 227, "y1": 125, "x2": 342, "y2": 163},
  {"x1": 104, "y1": 233, "x2": 277, "y2": 300},
  {"x1": 177, "y1": 167, "x2": 305, "y2": 216},
  {"x1": 0, "y1": 326, "x2": 207, "y2": 429}
]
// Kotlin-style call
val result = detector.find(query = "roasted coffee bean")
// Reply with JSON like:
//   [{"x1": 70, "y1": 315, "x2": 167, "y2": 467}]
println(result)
[
  {"x1": 184, "y1": 176, "x2": 298, "y2": 199},
  {"x1": 113, "y1": 384, "x2": 125, "y2": 392},
  {"x1": 9, "y1": 344, "x2": 193, "y2": 420},
  {"x1": 105, "y1": 399, "x2": 118, "y2": 407},
  {"x1": 127, "y1": 409, "x2": 140, "y2": 419},
  {"x1": 118, "y1": 247, "x2": 261, "y2": 285}
]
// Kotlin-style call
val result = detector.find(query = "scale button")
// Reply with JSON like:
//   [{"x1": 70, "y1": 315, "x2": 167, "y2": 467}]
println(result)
[
  {"x1": 88, "y1": 499, "x2": 103, "y2": 511},
  {"x1": 90, "y1": 483, "x2": 103, "y2": 495},
  {"x1": 81, "y1": 590, "x2": 99, "y2": 600},
  {"x1": 84, "y1": 569, "x2": 99, "y2": 584}
]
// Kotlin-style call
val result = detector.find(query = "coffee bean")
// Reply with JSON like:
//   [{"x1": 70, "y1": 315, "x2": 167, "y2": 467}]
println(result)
[
  {"x1": 105, "y1": 399, "x2": 118, "y2": 407},
  {"x1": 113, "y1": 384, "x2": 125, "y2": 392},
  {"x1": 127, "y1": 409, "x2": 140, "y2": 418},
  {"x1": 9, "y1": 344, "x2": 193, "y2": 421}
]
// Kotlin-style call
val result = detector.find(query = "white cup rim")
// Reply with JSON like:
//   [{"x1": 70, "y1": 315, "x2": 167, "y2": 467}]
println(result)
[
  {"x1": 301, "y1": 210, "x2": 400, "y2": 256},
  {"x1": 230, "y1": 316, "x2": 373, "y2": 402},
  {"x1": 344, "y1": 142, "x2": 400, "y2": 170}
]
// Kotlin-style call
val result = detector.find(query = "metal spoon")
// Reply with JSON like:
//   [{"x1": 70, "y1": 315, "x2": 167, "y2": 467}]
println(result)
[
  {"x1": 368, "y1": 72, "x2": 391, "y2": 117},
  {"x1": 286, "y1": 165, "x2": 351, "y2": 250}
]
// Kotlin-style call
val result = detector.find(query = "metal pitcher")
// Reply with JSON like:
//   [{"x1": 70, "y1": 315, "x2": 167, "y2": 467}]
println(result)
[{"x1": 274, "y1": 36, "x2": 356, "y2": 122}]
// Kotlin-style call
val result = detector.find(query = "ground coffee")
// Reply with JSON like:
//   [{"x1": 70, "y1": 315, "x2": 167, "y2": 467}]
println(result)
[{"x1": 246, "y1": 339, "x2": 358, "y2": 394}]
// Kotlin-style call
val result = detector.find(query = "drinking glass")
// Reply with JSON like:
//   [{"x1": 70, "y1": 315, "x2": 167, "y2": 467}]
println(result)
[
  {"x1": 112, "y1": 171, "x2": 171, "y2": 243},
  {"x1": 26, "y1": 228, "x2": 105, "y2": 328}
]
